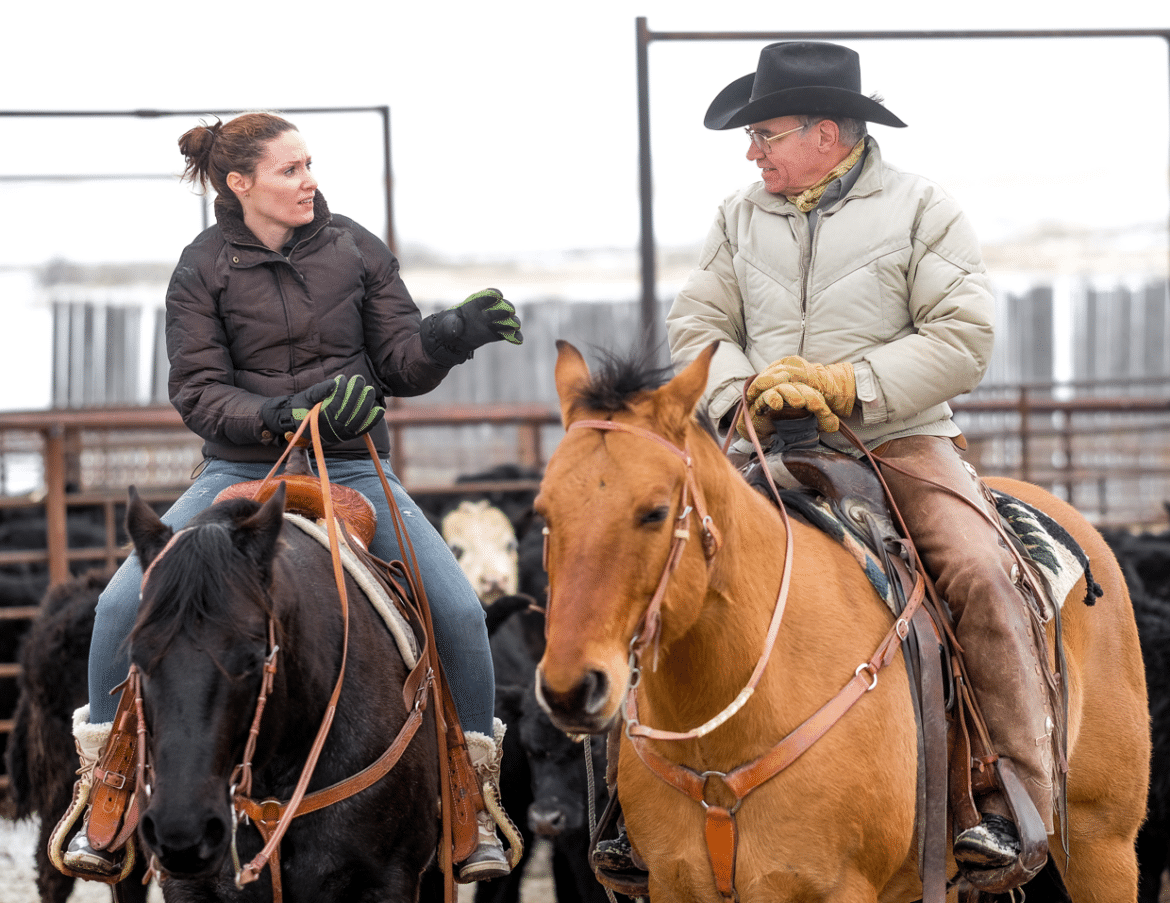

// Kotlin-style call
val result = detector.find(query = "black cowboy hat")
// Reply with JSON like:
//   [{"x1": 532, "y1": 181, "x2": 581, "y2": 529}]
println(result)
[{"x1": 704, "y1": 41, "x2": 906, "y2": 130}]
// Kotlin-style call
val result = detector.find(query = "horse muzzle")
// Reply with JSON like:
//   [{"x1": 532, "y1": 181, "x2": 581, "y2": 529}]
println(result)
[
  {"x1": 139, "y1": 793, "x2": 232, "y2": 879},
  {"x1": 534, "y1": 663, "x2": 622, "y2": 735}
]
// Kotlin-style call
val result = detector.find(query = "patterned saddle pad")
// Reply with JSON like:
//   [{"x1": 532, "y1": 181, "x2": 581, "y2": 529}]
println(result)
[{"x1": 777, "y1": 486, "x2": 1100, "y2": 618}]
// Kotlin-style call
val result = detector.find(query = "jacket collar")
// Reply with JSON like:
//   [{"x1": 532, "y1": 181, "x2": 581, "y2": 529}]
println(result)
[
  {"x1": 214, "y1": 190, "x2": 332, "y2": 252},
  {"x1": 746, "y1": 136, "x2": 884, "y2": 215}
]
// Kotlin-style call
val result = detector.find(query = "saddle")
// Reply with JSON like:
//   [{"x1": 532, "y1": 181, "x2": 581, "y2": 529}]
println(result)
[
  {"x1": 214, "y1": 446, "x2": 378, "y2": 548},
  {"x1": 741, "y1": 419, "x2": 1069, "y2": 900}
]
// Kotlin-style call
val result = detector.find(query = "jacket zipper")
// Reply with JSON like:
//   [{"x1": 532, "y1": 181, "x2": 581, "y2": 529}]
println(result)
[{"x1": 798, "y1": 214, "x2": 813, "y2": 358}]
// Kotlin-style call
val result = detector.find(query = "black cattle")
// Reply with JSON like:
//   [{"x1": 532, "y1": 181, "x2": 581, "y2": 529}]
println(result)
[
  {"x1": 473, "y1": 593, "x2": 541, "y2": 903},
  {"x1": 5, "y1": 567, "x2": 148, "y2": 903},
  {"x1": 482, "y1": 584, "x2": 631, "y2": 903},
  {"x1": 415, "y1": 463, "x2": 542, "y2": 538},
  {"x1": 1103, "y1": 525, "x2": 1170, "y2": 903},
  {"x1": 0, "y1": 501, "x2": 147, "y2": 794},
  {"x1": 513, "y1": 678, "x2": 623, "y2": 903}
]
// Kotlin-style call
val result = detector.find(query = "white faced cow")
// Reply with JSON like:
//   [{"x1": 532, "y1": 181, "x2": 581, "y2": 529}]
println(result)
[{"x1": 442, "y1": 499, "x2": 519, "y2": 606}]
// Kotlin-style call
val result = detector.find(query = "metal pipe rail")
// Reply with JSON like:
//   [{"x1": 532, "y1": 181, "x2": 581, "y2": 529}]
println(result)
[{"x1": 0, "y1": 403, "x2": 561, "y2": 585}]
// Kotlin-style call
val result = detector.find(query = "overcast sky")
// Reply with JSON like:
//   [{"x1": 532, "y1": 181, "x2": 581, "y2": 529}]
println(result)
[{"x1": 2, "y1": 0, "x2": 1168, "y2": 268}]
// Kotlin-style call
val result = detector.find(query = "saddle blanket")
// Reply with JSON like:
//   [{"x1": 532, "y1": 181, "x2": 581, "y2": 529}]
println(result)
[
  {"x1": 781, "y1": 487, "x2": 1099, "y2": 619},
  {"x1": 285, "y1": 513, "x2": 420, "y2": 667}
]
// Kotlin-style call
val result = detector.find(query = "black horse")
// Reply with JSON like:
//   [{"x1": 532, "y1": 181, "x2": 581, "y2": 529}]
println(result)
[{"x1": 124, "y1": 484, "x2": 439, "y2": 901}]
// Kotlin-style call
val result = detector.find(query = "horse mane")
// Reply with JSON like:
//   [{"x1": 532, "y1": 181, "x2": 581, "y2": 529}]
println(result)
[
  {"x1": 129, "y1": 501, "x2": 276, "y2": 667},
  {"x1": 572, "y1": 345, "x2": 719, "y2": 439}
]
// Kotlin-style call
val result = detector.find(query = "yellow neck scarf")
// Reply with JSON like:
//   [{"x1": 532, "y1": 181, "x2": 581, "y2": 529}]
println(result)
[{"x1": 791, "y1": 139, "x2": 866, "y2": 213}]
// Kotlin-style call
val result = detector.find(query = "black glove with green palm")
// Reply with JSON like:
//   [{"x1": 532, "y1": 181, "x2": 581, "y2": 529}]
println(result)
[
  {"x1": 421, "y1": 287, "x2": 523, "y2": 368},
  {"x1": 260, "y1": 374, "x2": 385, "y2": 445}
]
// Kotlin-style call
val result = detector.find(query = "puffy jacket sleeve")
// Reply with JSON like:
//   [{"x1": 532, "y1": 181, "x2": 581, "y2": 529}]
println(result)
[
  {"x1": 666, "y1": 202, "x2": 757, "y2": 427},
  {"x1": 166, "y1": 240, "x2": 272, "y2": 447},
  {"x1": 857, "y1": 192, "x2": 994, "y2": 424},
  {"x1": 349, "y1": 218, "x2": 449, "y2": 397}
]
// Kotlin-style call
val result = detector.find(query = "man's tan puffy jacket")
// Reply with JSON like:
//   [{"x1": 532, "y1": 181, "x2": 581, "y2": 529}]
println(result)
[{"x1": 667, "y1": 138, "x2": 994, "y2": 452}]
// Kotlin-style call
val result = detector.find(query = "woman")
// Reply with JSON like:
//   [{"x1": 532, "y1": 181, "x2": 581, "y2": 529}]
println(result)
[{"x1": 63, "y1": 111, "x2": 522, "y2": 883}]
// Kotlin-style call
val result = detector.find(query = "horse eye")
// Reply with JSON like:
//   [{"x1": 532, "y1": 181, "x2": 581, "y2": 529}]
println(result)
[{"x1": 640, "y1": 506, "x2": 670, "y2": 526}]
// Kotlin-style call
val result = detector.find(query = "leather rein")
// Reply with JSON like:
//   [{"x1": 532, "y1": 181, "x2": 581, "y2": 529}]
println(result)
[
  {"x1": 130, "y1": 409, "x2": 435, "y2": 902},
  {"x1": 565, "y1": 417, "x2": 926, "y2": 902}
]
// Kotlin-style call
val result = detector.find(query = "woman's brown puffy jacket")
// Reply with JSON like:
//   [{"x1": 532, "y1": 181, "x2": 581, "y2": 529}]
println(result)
[{"x1": 166, "y1": 193, "x2": 449, "y2": 462}]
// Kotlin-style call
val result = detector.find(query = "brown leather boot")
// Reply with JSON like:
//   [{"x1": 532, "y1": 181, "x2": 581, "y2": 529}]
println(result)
[{"x1": 877, "y1": 437, "x2": 1056, "y2": 875}]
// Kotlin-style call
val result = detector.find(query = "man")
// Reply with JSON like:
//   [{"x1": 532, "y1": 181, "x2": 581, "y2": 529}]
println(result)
[{"x1": 661, "y1": 41, "x2": 1057, "y2": 885}]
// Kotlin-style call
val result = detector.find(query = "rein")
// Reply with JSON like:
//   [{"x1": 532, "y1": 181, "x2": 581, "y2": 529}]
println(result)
[
  {"x1": 132, "y1": 408, "x2": 437, "y2": 902},
  {"x1": 565, "y1": 415, "x2": 927, "y2": 902}
]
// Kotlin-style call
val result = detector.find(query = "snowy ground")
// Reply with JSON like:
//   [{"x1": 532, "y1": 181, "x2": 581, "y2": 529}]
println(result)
[{"x1": 0, "y1": 816, "x2": 555, "y2": 902}]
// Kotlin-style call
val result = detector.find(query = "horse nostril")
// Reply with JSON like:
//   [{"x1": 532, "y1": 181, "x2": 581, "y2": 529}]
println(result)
[
  {"x1": 202, "y1": 815, "x2": 227, "y2": 852},
  {"x1": 537, "y1": 666, "x2": 613, "y2": 728},
  {"x1": 582, "y1": 668, "x2": 610, "y2": 715},
  {"x1": 141, "y1": 813, "x2": 158, "y2": 848}
]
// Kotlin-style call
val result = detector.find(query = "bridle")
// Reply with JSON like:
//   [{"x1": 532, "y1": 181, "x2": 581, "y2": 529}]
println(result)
[{"x1": 559, "y1": 415, "x2": 926, "y2": 902}]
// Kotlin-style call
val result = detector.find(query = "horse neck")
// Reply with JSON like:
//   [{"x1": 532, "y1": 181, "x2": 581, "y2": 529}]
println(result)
[{"x1": 263, "y1": 552, "x2": 348, "y2": 742}]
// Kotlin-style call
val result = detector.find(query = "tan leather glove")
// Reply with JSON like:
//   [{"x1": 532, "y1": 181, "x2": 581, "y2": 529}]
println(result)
[
  {"x1": 735, "y1": 398, "x2": 779, "y2": 442},
  {"x1": 748, "y1": 381, "x2": 842, "y2": 433},
  {"x1": 746, "y1": 356, "x2": 856, "y2": 418}
]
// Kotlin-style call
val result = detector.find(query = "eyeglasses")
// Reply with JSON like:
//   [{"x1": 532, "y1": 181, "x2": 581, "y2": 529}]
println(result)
[{"x1": 743, "y1": 124, "x2": 804, "y2": 154}]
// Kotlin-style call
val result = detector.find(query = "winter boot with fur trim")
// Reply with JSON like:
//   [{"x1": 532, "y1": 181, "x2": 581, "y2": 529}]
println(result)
[
  {"x1": 457, "y1": 718, "x2": 518, "y2": 882},
  {"x1": 58, "y1": 706, "x2": 122, "y2": 877}
]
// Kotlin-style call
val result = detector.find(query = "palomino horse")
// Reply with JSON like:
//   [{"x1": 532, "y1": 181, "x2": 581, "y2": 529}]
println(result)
[
  {"x1": 123, "y1": 485, "x2": 439, "y2": 902},
  {"x1": 534, "y1": 341, "x2": 1149, "y2": 903}
]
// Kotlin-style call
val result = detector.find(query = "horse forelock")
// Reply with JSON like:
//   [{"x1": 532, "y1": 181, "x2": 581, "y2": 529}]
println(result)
[
  {"x1": 131, "y1": 520, "x2": 273, "y2": 667},
  {"x1": 569, "y1": 346, "x2": 675, "y2": 416}
]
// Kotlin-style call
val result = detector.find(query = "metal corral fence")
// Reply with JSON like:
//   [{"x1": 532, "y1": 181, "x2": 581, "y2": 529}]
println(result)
[
  {"x1": 953, "y1": 377, "x2": 1170, "y2": 527},
  {"x1": 2, "y1": 385, "x2": 1167, "y2": 582},
  {"x1": 2, "y1": 384, "x2": 1170, "y2": 796}
]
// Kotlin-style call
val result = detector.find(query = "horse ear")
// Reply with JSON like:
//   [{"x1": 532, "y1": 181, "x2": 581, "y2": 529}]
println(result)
[
  {"x1": 126, "y1": 485, "x2": 174, "y2": 569},
  {"x1": 238, "y1": 482, "x2": 287, "y2": 564},
  {"x1": 553, "y1": 340, "x2": 591, "y2": 427},
  {"x1": 656, "y1": 341, "x2": 718, "y2": 425}
]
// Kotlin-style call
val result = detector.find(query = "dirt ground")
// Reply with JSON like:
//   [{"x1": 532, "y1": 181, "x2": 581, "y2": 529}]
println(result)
[{"x1": 0, "y1": 817, "x2": 556, "y2": 902}]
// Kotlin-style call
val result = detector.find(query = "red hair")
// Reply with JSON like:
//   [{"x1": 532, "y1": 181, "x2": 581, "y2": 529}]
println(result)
[{"x1": 178, "y1": 111, "x2": 297, "y2": 211}]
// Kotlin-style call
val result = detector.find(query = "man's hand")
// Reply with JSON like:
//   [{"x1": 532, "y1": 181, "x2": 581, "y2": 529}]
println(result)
[
  {"x1": 737, "y1": 380, "x2": 841, "y2": 438},
  {"x1": 316, "y1": 374, "x2": 385, "y2": 444},
  {"x1": 746, "y1": 356, "x2": 856, "y2": 418}
]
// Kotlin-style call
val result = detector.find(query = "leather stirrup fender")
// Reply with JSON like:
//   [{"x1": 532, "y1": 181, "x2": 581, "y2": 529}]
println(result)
[
  {"x1": 444, "y1": 703, "x2": 486, "y2": 864},
  {"x1": 87, "y1": 680, "x2": 140, "y2": 852}
]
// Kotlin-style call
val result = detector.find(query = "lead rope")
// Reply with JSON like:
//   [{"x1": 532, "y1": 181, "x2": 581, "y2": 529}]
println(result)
[{"x1": 582, "y1": 735, "x2": 646, "y2": 903}]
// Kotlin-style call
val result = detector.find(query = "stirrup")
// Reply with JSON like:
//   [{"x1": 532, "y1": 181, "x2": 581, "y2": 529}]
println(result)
[
  {"x1": 64, "y1": 827, "x2": 123, "y2": 877},
  {"x1": 591, "y1": 827, "x2": 650, "y2": 896},
  {"x1": 59, "y1": 813, "x2": 130, "y2": 882},
  {"x1": 456, "y1": 813, "x2": 511, "y2": 883},
  {"x1": 954, "y1": 813, "x2": 1021, "y2": 871}
]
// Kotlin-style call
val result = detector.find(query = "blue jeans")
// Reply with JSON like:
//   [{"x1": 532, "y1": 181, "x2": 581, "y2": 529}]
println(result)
[{"x1": 88, "y1": 457, "x2": 495, "y2": 735}]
